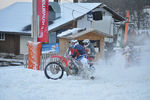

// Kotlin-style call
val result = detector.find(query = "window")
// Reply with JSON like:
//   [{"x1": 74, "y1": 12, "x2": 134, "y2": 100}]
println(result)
[
  {"x1": 0, "y1": 33, "x2": 5, "y2": 41},
  {"x1": 73, "y1": 0, "x2": 78, "y2": 3},
  {"x1": 92, "y1": 11, "x2": 103, "y2": 20},
  {"x1": 54, "y1": 0, "x2": 58, "y2": 2},
  {"x1": 91, "y1": 40, "x2": 100, "y2": 52}
]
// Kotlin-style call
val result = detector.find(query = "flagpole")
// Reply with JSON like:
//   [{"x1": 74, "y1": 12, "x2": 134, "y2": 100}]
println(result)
[{"x1": 32, "y1": 0, "x2": 38, "y2": 42}]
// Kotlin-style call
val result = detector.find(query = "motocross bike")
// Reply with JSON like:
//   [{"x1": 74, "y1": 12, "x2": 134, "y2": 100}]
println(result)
[{"x1": 44, "y1": 55, "x2": 95, "y2": 80}]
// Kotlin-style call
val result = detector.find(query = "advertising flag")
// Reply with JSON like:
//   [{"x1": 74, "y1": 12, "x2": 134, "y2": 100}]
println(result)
[
  {"x1": 124, "y1": 10, "x2": 130, "y2": 46},
  {"x1": 37, "y1": 0, "x2": 49, "y2": 43}
]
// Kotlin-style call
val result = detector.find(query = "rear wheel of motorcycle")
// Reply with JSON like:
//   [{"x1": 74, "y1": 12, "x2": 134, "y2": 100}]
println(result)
[{"x1": 44, "y1": 62, "x2": 64, "y2": 80}]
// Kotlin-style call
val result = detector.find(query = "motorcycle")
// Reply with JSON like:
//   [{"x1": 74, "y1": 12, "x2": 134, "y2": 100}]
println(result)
[
  {"x1": 123, "y1": 49, "x2": 140, "y2": 67},
  {"x1": 44, "y1": 54, "x2": 95, "y2": 80}
]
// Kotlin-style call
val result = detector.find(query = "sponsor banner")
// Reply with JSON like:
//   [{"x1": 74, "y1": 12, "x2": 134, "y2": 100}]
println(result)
[
  {"x1": 41, "y1": 43, "x2": 59, "y2": 53},
  {"x1": 37, "y1": 0, "x2": 49, "y2": 43}
]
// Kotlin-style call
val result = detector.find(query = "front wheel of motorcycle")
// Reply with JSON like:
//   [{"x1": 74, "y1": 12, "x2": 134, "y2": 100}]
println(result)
[{"x1": 44, "y1": 62, "x2": 64, "y2": 80}]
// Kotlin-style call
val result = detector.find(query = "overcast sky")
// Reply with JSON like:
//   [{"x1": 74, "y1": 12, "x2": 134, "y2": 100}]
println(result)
[
  {"x1": 0, "y1": 0, "x2": 74, "y2": 10},
  {"x1": 0, "y1": 0, "x2": 32, "y2": 10}
]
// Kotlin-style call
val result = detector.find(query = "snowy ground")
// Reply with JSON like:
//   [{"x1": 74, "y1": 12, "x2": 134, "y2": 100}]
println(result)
[{"x1": 0, "y1": 42, "x2": 150, "y2": 100}]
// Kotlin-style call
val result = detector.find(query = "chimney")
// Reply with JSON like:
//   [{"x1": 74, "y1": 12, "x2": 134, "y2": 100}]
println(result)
[
  {"x1": 73, "y1": 0, "x2": 78, "y2": 3},
  {"x1": 48, "y1": 2, "x2": 61, "y2": 22},
  {"x1": 54, "y1": 0, "x2": 60, "y2": 2},
  {"x1": 60, "y1": 0, "x2": 81, "y2": 3}
]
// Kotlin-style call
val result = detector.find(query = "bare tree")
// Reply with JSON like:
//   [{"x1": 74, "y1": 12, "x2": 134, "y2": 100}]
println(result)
[{"x1": 82, "y1": 0, "x2": 150, "y2": 29}]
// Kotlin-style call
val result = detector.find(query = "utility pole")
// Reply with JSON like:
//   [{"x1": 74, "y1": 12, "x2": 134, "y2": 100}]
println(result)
[
  {"x1": 28, "y1": 0, "x2": 41, "y2": 70},
  {"x1": 32, "y1": 0, "x2": 38, "y2": 42}
]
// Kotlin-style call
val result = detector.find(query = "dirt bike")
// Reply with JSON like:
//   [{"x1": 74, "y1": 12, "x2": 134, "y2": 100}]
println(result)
[{"x1": 44, "y1": 55, "x2": 95, "y2": 80}]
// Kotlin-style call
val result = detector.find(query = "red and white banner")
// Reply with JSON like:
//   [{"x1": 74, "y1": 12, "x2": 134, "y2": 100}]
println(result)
[{"x1": 37, "y1": 0, "x2": 49, "y2": 43}]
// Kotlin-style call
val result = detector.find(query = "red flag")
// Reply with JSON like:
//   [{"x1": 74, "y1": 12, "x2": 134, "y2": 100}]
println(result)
[
  {"x1": 37, "y1": 0, "x2": 49, "y2": 43},
  {"x1": 124, "y1": 10, "x2": 130, "y2": 47}
]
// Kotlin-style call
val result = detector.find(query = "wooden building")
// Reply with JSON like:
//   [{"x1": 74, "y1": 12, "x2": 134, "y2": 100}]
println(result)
[
  {"x1": 0, "y1": 33, "x2": 20, "y2": 55},
  {"x1": 58, "y1": 28, "x2": 112, "y2": 59},
  {"x1": 0, "y1": 2, "x2": 125, "y2": 55}
]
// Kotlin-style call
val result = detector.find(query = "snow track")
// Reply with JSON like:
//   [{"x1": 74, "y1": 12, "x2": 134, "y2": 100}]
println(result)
[
  {"x1": 0, "y1": 60, "x2": 150, "y2": 100},
  {"x1": 0, "y1": 40, "x2": 150, "y2": 100}
]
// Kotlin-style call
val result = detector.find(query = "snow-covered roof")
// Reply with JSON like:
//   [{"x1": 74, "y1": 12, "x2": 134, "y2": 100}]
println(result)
[
  {"x1": 0, "y1": 2, "x2": 32, "y2": 34},
  {"x1": 58, "y1": 28, "x2": 113, "y2": 39},
  {"x1": 0, "y1": 2, "x2": 125, "y2": 35},
  {"x1": 0, "y1": 2, "x2": 101, "y2": 34},
  {"x1": 57, "y1": 28, "x2": 86, "y2": 37},
  {"x1": 49, "y1": 3, "x2": 101, "y2": 31}
]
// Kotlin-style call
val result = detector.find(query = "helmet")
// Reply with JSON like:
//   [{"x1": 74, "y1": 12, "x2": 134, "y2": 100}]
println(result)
[
  {"x1": 71, "y1": 40, "x2": 79, "y2": 46},
  {"x1": 69, "y1": 40, "x2": 75, "y2": 47},
  {"x1": 83, "y1": 39, "x2": 90, "y2": 47},
  {"x1": 74, "y1": 40, "x2": 79, "y2": 46}
]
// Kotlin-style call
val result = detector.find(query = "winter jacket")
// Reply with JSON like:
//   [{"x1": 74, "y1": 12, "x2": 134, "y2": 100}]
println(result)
[
  {"x1": 72, "y1": 44, "x2": 86, "y2": 59},
  {"x1": 85, "y1": 43, "x2": 96, "y2": 57}
]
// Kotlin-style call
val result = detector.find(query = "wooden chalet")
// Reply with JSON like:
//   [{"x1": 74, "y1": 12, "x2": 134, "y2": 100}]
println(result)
[{"x1": 58, "y1": 28, "x2": 113, "y2": 59}]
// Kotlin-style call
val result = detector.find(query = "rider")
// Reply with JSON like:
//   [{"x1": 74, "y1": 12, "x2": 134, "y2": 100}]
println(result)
[
  {"x1": 71, "y1": 40, "x2": 95, "y2": 80},
  {"x1": 123, "y1": 42, "x2": 135, "y2": 65},
  {"x1": 68, "y1": 40, "x2": 75, "y2": 56},
  {"x1": 83, "y1": 39, "x2": 96, "y2": 60},
  {"x1": 71, "y1": 40, "x2": 87, "y2": 60}
]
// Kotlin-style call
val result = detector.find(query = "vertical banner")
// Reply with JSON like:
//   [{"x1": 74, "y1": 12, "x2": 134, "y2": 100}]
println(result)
[
  {"x1": 37, "y1": 0, "x2": 49, "y2": 43},
  {"x1": 124, "y1": 10, "x2": 130, "y2": 47},
  {"x1": 28, "y1": 41, "x2": 42, "y2": 70}
]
